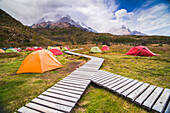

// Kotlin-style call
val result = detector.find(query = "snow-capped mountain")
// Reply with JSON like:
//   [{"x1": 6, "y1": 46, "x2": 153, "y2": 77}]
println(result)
[
  {"x1": 31, "y1": 15, "x2": 97, "y2": 33},
  {"x1": 109, "y1": 25, "x2": 146, "y2": 36}
]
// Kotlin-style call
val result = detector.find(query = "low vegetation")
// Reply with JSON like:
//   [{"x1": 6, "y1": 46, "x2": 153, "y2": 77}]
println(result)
[
  {"x1": 73, "y1": 44, "x2": 170, "y2": 112},
  {"x1": 0, "y1": 51, "x2": 86, "y2": 113}
]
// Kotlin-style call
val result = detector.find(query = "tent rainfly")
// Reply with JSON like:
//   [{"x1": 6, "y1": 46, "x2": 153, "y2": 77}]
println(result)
[
  {"x1": 126, "y1": 46, "x2": 157, "y2": 57},
  {"x1": 17, "y1": 50, "x2": 63, "y2": 74},
  {"x1": 90, "y1": 47, "x2": 102, "y2": 53}
]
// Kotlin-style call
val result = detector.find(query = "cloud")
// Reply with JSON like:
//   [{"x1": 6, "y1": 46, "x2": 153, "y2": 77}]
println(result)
[
  {"x1": 0, "y1": 0, "x2": 170, "y2": 36},
  {"x1": 115, "y1": 9, "x2": 134, "y2": 19}
]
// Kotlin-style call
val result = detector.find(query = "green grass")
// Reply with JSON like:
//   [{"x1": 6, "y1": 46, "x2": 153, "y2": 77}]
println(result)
[
  {"x1": 0, "y1": 44, "x2": 169, "y2": 113},
  {"x1": 0, "y1": 51, "x2": 86, "y2": 113},
  {"x1": 73, "y1": 84, "x2": 149, "y2": 113},
  {"x1": 74, "y1": 44, "x2": 170, "y2": 112}
]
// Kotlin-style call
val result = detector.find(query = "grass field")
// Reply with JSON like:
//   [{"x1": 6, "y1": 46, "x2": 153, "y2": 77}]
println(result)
[
  {"x1": 73, "y1": 44, "x2": 170, "y2": 113},
  {"x1": 0, "y1": 51, "x2": 87, "y2": 113},
  {"x1": 0, "y1": 44, "x2": 169, "y2": 113}
]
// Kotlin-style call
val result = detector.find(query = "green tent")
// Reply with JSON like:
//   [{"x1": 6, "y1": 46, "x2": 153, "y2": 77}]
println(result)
[
  {"x1": 61, "y1": 47, "x2": 68, "y2": 51},
  {"x1": 90, "y1": 47, "x2": 102, "y2": 53},
  {"x1": 47, "y1": 47, "x2": 55, "y2": 50},
  {"x1": 5, "y1": 49, "x2": 19, "y2": 53}
]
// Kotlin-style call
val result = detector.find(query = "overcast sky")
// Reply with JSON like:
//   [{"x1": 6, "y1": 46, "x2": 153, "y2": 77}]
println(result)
[{"x1": 0, "y1": 0, "x2": 170, "y2": 36}]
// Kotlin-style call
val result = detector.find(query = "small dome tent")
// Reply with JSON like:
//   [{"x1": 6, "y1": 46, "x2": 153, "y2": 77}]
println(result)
[
  {"x1": 17, "y1": 50, "x2": 63, "y2": 74},
  {"x1": 126, "y1": 46, "x2": 157, "y2": 57},
  {"x1": 90, "y1": 47, "x2": 102, "y2": 53},
  {"x1": 50, "y1": 48, "x2": 63, "y2": 55},
  {"x1": 0, "y1": 49, "x2": 5, "y2": 53},
  {"x1": 101, "y1": 45, "x2": 109, "y2": 51},
  {"x1": 5, "y1": 49, "x2": 19, "y2": 53}
]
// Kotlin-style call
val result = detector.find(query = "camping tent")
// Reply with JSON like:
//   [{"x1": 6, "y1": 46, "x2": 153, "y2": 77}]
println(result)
[
  {"x1": 50, "y1": 48, "x2": 63, "y2": 55},
  {"x1": 65, "y1": 47, "x2": 70, "y2": 50},
  {"x1": 126, "y1": 46, "x2": 157, "y2": 57},
  {"x1": 13, "y1": 48, "x2": 21, "y2": 52},
  {"x1": 47, "y1": 47, "x2": 55, "y2": 50},
  {"x1": 25, "y1": 48, "x2": 34, "y2": 51},
  {"x1": 17, "y1": 50, "x2": 63, "y2": 74},
  {"x1": 2, "y1": 48, "x2": 7, "y2": 51},
  {"x1": 61, "y1": 47, "x2": 69, "y2": 51},
  {"x1": 90, "y1": 47, "x2": 102, "y2": 53},
  {"x1": 35, "y1": 47, "x2": 43, "y2": 51},
  {"x1": 33, "y1": 46, "x2": 38, "y2": 49},
  {"x1": 0, "y1": 49, "x2": 5, "y2": 53},
  {"x1": 101, "y1": 45, "x2": 109, "y2": 51},
  {"x1": 5, "y1": 49, "x2": 19, "y2": 53}
]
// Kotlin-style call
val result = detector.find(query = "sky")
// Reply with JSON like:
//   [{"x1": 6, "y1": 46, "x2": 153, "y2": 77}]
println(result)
[{"x1": 0, "y1": 0, "x2": 170, "y2": 36}]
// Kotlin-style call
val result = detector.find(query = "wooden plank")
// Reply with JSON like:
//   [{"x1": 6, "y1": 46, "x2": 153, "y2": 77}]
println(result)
[
  {"x1": 57, "y1": 82, "x2": 87, "y2": 89},
  {"x1": 127, "y1": 83, "x2": 150, "y2": 101},
  {"x1": 111, "y1": 79, "x2": 134, "y2": 92},
  {"x1": 108, "y1": 77, "x2": 129, "y2": 89},
  {"x1": 47, "y1": 88, "x2": 81, "y2": 99},
  {"x1": 92, "y1": 74, "x2": 114, "y2": 82},
  {"x1": 135, "y1": 85, "x2": 156, "y2": 105},
  {"x1": 42, "y1": 91, "x2": 78, "y2": 102},
  {"x1": 59, "y1": 80, "x2": 89, "y2": 86},
  {"x1": 66, "y1": 75, "x2": 91, "y2": 80},
  {"x1": 143, "y1": 87, "x2": 164, "y2": 110},
  {"x1": 152, "y1": 88, "x2": 170, "y2": 113},
  {"x1": 96, "y1": 75, "x2": 117, "y2": 83},
  {"x1": 38, "y1": 95, "x2": 75, "y2": 107},
  {"x1": 60, "y1": 78, "x2": 90, "y2": 84},
  {"x1": 63, "y1": 76, "x2": 91, "y2": 82},
  {"x1": 26, "y1": 102, "x2": 63, "y2": 113},
  {"x1": 17, "y1": 107, "x2": 40, "y2": 113},
  {"x1": 54, "y1": 84, "x2": 84, "y2": 92},
  {"x1": 51, "y1": 86, "x2": 82, "y2": 95},
  {"x1": 103, "y1": 76, "x2": 124, "y2": 88},
  {"x1": 99, "y1": 75, "x2": 121, "y2": 85},
  {"x1": 116, "y1": 80, "x2": 138, "y2": 94},
  {"x1": 165, "y1": 101, "x2": 170, "y2": 113},
  {"x1": 68, "y1": 74, "x2": 92, "y2": 78},
  {"x1": 31, "y1": 98, "x2": 72, "y2": 112},
  {"x1": 121, "y1": 82, "x2": 143, "y2": 97},
  {"x1": 71, "y1": 71, "x2": 95, "y2": 76},
  {"x1": 76, "y1": 68, "x2": 98, "y2": 72}
]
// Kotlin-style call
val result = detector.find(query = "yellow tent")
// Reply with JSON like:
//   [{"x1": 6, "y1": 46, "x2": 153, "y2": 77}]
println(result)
[
  {"x1": 0, "y1": 49, "x2": 5, "y2": 53},
  {"x1": 17, "y1": 50, "x2": 63, "y2": 74}
]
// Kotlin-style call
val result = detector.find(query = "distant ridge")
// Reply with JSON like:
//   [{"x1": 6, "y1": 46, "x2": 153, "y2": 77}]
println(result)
[
  {"x1": 0, "y1": 9, "x2": 55, "y2": 48},
  {"x1": 31, "y1": 15, "x2": 97, "y2": 33},
  {"x1": 109, "y1": 25, "x2": 146, "y2": 36}
]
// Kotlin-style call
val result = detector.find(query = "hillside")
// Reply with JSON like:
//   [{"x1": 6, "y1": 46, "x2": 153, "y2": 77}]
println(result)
[
  {"x1": 33, "y1": 27, "x2": 170, "y2": 45},
  {"x1": 0, "y1": 9, "x2": 56, "y2": 48}
]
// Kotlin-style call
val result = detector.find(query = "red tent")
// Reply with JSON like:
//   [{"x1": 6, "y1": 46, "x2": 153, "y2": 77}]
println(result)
[
  {"x1": 25, "y1": 48, "x2": 34, "y2": 51},
  {"x1": 102, "y1": 46, "x2": 109, "y2": 51},
  {"x1": 35, "y1": 47, "x2": 43, "y2": 51},
  {"x1": 126, "y1": 46, "x2": 157, "y2": 57},
  {"x1": 50, "y1": 48, "x2": 63, "y2": 55}
]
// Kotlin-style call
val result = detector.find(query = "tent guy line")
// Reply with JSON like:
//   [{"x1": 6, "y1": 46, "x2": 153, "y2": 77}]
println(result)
[{"x1": 17, "y1": 49, "x2": 169, "y2": 113}]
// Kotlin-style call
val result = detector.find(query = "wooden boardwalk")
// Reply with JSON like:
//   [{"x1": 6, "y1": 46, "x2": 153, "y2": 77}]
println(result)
[
  {"x1": 17, "y1": 51, "x2": 104, "y2": 113},
  {"x1": 92, "y1": 70, "x2": 170, "y2": 113},
  {"x1": 17, "y1": 50, "x2": 169, "y2": 113}
]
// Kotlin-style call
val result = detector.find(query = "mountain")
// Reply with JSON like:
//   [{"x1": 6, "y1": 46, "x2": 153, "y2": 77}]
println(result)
[
  {"x1": 109, "y1": 25, "x2": 146, "y2": 36},
  {"x1": 31, "y1": 15, "x2": 97, "y2": 33},
  {"x1": 0, "y1": 9, "x2": 55, "y2": 48}
]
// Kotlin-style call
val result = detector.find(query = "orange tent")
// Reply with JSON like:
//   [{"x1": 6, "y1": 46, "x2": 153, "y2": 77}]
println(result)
[
  {"x1": 17, "y1": 50, "x2": 63, "y2": 74},
  {"x1": 0, "y1": 49, "x2": 5, "y2": 53}
]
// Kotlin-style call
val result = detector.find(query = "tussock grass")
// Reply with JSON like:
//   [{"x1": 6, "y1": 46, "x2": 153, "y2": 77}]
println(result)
[
  {"x1": 74, "y1": 44, "x2": 170, "y2": 112},
  {"x1": 0, "y1": 51, "x2": 86, "y2": 113}
]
